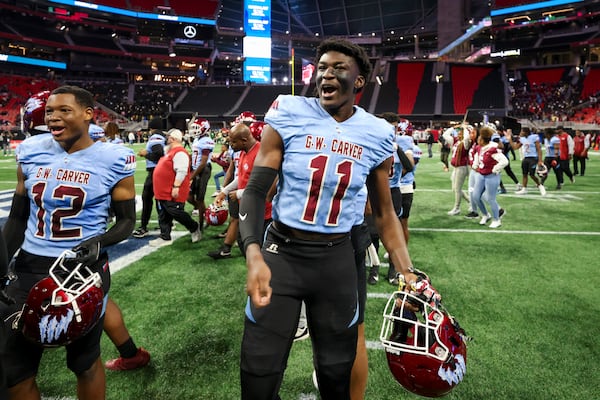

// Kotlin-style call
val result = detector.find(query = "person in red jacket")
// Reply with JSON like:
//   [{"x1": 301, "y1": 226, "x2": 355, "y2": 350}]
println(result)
[
  {"x1": 557, "y1": 126, "x2": 575, "y2": 184},
  {"x1": 149, "y1": 129, "x2": 201, "y2": 247},
  {"x1": 572, "y1": 129, "x2": 589, "y2": 176}
]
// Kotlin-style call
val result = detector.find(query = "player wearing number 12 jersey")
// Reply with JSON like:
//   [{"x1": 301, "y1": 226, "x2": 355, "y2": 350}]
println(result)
[
  {"x1": 1, "y1": 85, "x2": 136, "y2": 399},
  {"x1": 238, "y1": 38, "x2": 418, "y2": 400}
]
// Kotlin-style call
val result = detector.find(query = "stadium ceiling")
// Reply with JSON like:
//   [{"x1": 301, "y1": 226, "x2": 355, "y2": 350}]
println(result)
[{"x1": 218, "y1": 0, "x2": 441, "y2": 39}]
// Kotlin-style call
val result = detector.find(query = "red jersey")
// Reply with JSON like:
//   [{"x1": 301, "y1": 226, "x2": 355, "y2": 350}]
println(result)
[
  {"x1": 450, "y1": 140, "x2": 469, "y2": 167},
  {"x1": 153, "y1": 146, "x2": 191, "y2": 202},
  {"x1": 573, "y1": 135, "x2": 587, "y2": 157},
  {"x1": 238, "y1": 142, "x2": 272, "y2": 219},
  {"x1": 558, "y1": 133, "x2": 570, "y2": 161},
  {"x1": 476, "y1": 145, "x2": 503, "y2": 175}
]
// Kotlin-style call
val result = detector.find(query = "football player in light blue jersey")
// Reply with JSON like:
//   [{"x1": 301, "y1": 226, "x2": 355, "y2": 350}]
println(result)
[
  {"x1": 188, "y1": 117, "x2": 215, "y2": 229},
  {"x1": 542, "y1": 127, "x2": 563, "y2": 189},
  {"x1": 1, "y1": 85, "x2": 137, "y2": 400},
  {"x1": 505, "y1": 126, "x2": 546, "y2": 195},
  {"x1": 238, "y1": 38, "x2": 420, "y2": 400}
]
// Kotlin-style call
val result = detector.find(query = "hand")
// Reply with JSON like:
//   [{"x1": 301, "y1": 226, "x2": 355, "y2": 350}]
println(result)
[
  {"x1": 215, "y1": 192, "x2": 227, "y2": 205},
  {"x1": 228, "y1": 191, "x2": 238, "y2": 202},
  {"x1": 0, "y1": 275, "x2": 15, "y2": 305},
  {"x1": 70, "y1": 237, "x2": 101, "y2": 266},
  {"x1": 138, "y1": 148, "x2": 148, "y2": 157},
  {"x1": 245, "y1": 245, "x2": 272, "y2": 308},
  {"x1": 396, "y1": 268, "x2": 441, "y2": 307}
]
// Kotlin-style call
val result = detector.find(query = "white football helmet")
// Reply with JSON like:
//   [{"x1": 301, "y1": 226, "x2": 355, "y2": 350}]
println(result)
[{"x1": 188, "y1": 117, "x2": 210, "y2": 137}]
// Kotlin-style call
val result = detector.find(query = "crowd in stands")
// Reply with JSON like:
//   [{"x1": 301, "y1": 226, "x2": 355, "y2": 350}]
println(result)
[
  {"x1": 76, "y1": 82, "x2": 181, "y2": 122},
  {"x1": 509, "y1": 79, "x2": 580, "y2": 122},
  {"x1": 1, "y1": 70, "x2": 600, "y2": 132}
]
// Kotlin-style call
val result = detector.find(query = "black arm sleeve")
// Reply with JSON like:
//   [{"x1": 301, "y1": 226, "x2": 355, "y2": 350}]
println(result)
[
  {"x1": 239, "y1": 166, "x2": 278, "y2": 252},
  {"x1": 100, "y1": 198, "x2": 136, "y2": 247},
  {"x1": 0, "y1": 227, "x2": 8, "y2": 278},
  {"x1": 397, "y1": 147, "x2": 414, "y2": 176},
  {"x1": 2, "y1": 193, "x2": 29, "y2": 261},
  {"x1": 145, "y1": 143, "x2": 165, "y2": 163}
]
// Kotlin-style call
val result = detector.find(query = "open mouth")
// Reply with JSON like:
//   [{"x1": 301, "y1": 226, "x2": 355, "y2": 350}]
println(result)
[
  {"x1": 320, "y1": 84, "x2": 337, "y2": 98},
  {"x1": 49, "y1": 126, "x2": 66, "y2": 136}
]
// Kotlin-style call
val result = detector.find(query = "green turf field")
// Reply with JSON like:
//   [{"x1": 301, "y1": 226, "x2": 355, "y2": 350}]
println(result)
[{"x1": 1, "y1": 143, "x2": 599, "y2": 400}]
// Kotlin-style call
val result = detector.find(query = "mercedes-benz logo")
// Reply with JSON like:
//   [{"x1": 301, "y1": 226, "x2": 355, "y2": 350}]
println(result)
[{"x1": 184, "y1": 25, "x2": 196, "y2": 38}]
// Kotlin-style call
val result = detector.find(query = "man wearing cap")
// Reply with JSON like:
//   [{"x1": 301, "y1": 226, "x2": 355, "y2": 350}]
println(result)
[{"x1": 149, "y1": 129, "x2": 201, "y2": 247}]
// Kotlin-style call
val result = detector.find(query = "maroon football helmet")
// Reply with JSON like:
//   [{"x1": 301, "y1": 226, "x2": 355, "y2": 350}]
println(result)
[
  {"x1": 380, "y1": 290, "x2": 468, "y2": 398},
  {"x1": 249, "y1": 121, "x2": 265, "y2": 141},
  {"x1": 398, "y1": 118, "x2": 414, "y2": 135},
  {"x1": 23, "y1": 90, "x2": 50, "y2": 134},
  {"x1": 235, "y1": 111, "x2": 257, "y2": 125},
  {"x1": 204, "y1": 203, "x2": 229, "y2": 226},
  {"x1": 20, "y1": 250, "x2": 105, "y2": 347}
]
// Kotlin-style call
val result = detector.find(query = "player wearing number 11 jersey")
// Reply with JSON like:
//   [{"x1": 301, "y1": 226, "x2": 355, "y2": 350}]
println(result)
[{"x1": 238, "y1": 38, "x2": 419, "y2": 400}]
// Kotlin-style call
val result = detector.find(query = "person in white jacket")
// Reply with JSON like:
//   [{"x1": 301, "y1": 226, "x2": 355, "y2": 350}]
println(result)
[{"x1": 472, "y1": 125, "x2": 509, "y2": 228}]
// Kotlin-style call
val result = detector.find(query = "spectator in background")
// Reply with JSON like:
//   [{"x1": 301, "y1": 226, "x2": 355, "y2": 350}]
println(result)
[
  {"x1": 447, "y1": 126, "x2": 471, "y2": 216},
  {"x1": 498, "y1": 128, "x2": 522, "y2": 193},
  {"x1": 573, "y1": 129, "x2": 589, "y2": 176},
  {"x1": 439, "y1": 129, "x2": 451, "y2": 171},
  {"x1": 133, "y1": 118, "x2": 166, "y2": 238},
  {"x1": 104, "y1": 121, "x2": 124, "y2": 144},
  {"x1": 149, "y1": 129, "x2": 201, "y2": 247},
  {"x1": 211, "y1": 142, "x2": 232, "y2": 197},
  {"x1": 472, "y1": 126, "x2": 508, "y2": 228},
  {"x1": 557, "y1": 126, "x2": 575, "y2": 184},
  {"x1": 1, "y1": 129, "x2": 11, "y2": 156},
  {"x1": 426, "y1": 129, "x2": 434, "y2": 158},
  {"x1": 128, "y1": 131, "x2": 136, "y2": 145}
]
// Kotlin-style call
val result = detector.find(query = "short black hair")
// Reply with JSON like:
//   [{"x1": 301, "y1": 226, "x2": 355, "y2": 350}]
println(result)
[
  {"x1": 377, "y1": 112, "x2": 399, "y2": 123},
  {"x1": 315, "y1": 38, "x2": 372, "y2": 81},
  {"x1": 51, "y1": 85, "x2": 94, "y2": 109}
]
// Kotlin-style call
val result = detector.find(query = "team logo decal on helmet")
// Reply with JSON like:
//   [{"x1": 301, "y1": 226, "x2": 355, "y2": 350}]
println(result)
[
  {"x1": 536, "y1": 163, "x2": 549, "y2": 178},
  {"x1": 235, "y1": 111, "x2": 257, "y2": 125},
  {"x1": 249, "y1": 121, "x2": 265, "y2": 141},
  {"x1": 23, "y1": 90, "x2": 51, "y2": 134},
  {"x1": 19, "y1": 250, "x2": 104, "y2": 347},
  {"x1": 204, "y1": 202, "x2": 229, "y2": 226},
  {"x1": 380, "y1": 273, "x2": 470, "y2": 398},
  {"x1": 188, "y1": 117, "x2": 210, "y2": 137}
]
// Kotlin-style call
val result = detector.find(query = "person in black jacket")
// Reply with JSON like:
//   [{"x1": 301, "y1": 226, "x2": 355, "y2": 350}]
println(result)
[{"x1": 132, "y1": 118, "x2": 166, "y2": 238}]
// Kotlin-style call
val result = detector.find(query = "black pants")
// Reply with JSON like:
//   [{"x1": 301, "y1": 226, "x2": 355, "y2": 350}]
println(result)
[
  {"x1": 573, "y1": 155, "x2": 586, "y2": 176},
  {"x1": 241, "y1": 225, "x2": 356, "y2": 400},
  {"x1": 558, "y1": 159, "x2": 574, "y2": 182},
  {"x1": 157, "y1": 200, "x2": 199, "y2": 239},
  {"x1": 140, "y1": 168, "x2": 157, "y2": 229}
]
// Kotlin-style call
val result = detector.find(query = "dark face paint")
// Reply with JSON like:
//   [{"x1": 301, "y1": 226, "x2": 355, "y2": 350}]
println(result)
[{"x1": 316, "y1": 50, "x2": 362, "y2": 121}]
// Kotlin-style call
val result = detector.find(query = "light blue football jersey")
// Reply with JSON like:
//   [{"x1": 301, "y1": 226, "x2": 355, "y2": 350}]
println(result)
[
  {"x1": 545, "y1": 136, "x2": 560, "y2": 158},
  {"x1": 265, "y1": 95, "x2": 394, "y2": 234},
  {"x1": 16, "y1": 134, "x2": 136, "y2": 257},
  {"x1": 520, "y1": 133, "x2": 540, "y2": 158},
  {"x1": 145, "y1": 132, "x2": 166, "y2": 169}
]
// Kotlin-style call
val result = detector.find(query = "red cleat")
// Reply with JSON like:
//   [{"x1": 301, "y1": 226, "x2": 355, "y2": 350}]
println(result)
[{"x1": 105, "y1": 347, "x2": 150, "y2": 371}]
